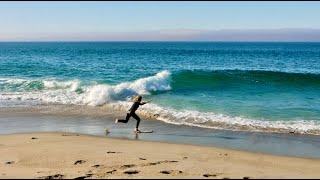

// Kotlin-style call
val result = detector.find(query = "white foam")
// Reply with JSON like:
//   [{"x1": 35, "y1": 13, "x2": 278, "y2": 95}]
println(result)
[
  {"x1": 0, "y1": 78, "x2": 32, "y2": 90},
  {"x1": 1, "y1": 71, "x2": 320, "y2": 135},
  {"x1": 43, "y1": 80, "x2": 80, "y2": 91},
  {"x1": 137, "y1": 103, "x2": 320, "y2": 135},
  {"x1": 83, "y1": 70, "x2": 171, "y2": 106},
  {"x1": 0, "y1": 70, "x2": 172, "y2": 106},
  {"x1": 84, "y1": 84, "x2": 114, "y2": 106},
  {"x1": 0, "y1": 78, "x2": 81, "y2": 92}
]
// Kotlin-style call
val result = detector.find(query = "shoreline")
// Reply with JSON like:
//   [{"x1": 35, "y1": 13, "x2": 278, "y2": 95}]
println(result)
[
  {"x1": 1, "y1": 107, "x2": 320, "y2": 159},
  {"x1": 1, "y1": 132, "x2": 320, "y2": 179},
  {"x1": 1, "y1": 104, "x2": 320, "y2": 136}
]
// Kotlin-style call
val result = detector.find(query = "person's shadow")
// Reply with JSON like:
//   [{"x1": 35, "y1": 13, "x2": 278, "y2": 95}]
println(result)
[
  {"x1": 134, "y1": 133, "x2": 140, "y2": 140},
  {"x1": 104, "y1": 128, "x2": 141, "y2": 140}
]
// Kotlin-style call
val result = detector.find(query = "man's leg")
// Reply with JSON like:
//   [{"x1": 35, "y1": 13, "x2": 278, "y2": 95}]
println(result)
[
  {"x1": 131, "y1": 113, "x2": 141, "y2": 129},
  {"x1": 117, "y1": 113, "x2": 131, "y2": 123}
]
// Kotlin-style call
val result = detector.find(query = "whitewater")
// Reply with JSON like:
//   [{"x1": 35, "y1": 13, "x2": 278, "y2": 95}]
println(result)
[{"x1": 1, "y1": 70, "x2": 320, "y2": 135}]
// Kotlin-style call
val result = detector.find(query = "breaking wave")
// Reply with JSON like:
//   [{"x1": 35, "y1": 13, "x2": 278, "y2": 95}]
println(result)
[{"x1": 1, "y1": 70, "x2": 320, "y2": 135}]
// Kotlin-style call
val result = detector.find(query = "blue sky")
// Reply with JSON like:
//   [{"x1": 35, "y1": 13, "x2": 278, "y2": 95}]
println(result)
[{"x1": 1, "y1": 1, "x2": 320, "y2": 41}]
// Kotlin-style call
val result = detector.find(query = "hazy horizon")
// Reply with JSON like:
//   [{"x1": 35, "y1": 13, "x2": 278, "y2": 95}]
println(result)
[
  {"x1": 1, "y1": 2, "x2": 320, "y2": 41},
  {"x1": 1, "y1": 28, "x2": 320, "y2": 42}
]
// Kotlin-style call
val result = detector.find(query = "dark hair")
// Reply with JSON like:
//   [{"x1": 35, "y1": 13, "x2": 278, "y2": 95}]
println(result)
[{"x1": 137, "y1": 95, "x2": 142, "y2": 102}]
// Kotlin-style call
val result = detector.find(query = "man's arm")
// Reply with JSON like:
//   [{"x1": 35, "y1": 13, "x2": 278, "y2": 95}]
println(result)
[{"x1": 140, "y1": 100, "x2": 151, "y2": 105}]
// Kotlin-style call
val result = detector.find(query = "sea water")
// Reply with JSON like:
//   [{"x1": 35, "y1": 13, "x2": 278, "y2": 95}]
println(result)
[{"x1": 1, "y1": 42, "x2": 320, "y2": 134}]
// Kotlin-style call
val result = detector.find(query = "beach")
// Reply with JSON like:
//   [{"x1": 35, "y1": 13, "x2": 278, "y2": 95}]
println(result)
[
  {"x1": 2, "y1": 1, "x2": 320, "y2": 179},
  {"x1": 1, "y1": 132, "x2": 320, "y2": 179}
]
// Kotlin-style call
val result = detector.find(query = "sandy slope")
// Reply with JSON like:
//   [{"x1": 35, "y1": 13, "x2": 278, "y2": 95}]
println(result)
[{"x1": 0, "y1": 132, "x2": 320, "y2": 179}]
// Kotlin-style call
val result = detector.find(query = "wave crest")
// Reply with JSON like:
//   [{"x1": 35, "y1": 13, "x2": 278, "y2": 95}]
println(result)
[
  {"x1": 43, "y1": 80, "x2": 81, "y2": 91},
  {"x1": 172, "y1": 69, "x2": 320, "y2": 91},
  {"x1": 84, "y1": 70, "x2": 171, "y2": 106},
  {"x1": 0, "y1": 70, "x2": 172, "y2": 106}
]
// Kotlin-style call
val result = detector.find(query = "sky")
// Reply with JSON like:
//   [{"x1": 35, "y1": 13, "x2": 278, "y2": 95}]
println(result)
[{"x1": 1, "y1": 1, "x2": 320, "y2": 41}]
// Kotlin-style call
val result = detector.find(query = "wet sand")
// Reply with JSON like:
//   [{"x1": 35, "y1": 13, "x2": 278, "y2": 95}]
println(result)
[
  {"x1": 1, "y1": 106, "x2": 320, "y2": 159},
  {"x1": 0, "y1": 132, "x2": 320, "y2": 179}
]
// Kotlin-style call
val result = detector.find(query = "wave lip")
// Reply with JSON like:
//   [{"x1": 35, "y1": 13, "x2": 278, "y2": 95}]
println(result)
[
  {"x1": 84, "y1": 70, "x2": 171, "y2": 106},
  {"x1": 43, "y1": 80, "x2": 81, "y2": 91},
  {"x1": 172, "y1": 69, "x2": 320, "y2": 90},
  {"x1": 0, "y1": 70, "x2": 172, "y2": 106}
]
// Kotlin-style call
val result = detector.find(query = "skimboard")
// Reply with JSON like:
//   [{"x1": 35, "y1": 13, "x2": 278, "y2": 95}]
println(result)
[
  {"x1": 106, "y1": 128, "x2": 153, "y2": 134},
  {"x1": 135, "y1": 130, "x2": 154, "y2": 134}
]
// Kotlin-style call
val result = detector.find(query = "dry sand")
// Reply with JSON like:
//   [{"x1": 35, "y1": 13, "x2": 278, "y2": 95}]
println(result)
[{"x1": 0, "y1": 132, "x2": 320, "y2": 179}]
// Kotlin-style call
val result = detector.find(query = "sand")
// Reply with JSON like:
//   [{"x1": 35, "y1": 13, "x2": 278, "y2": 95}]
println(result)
[{"x1": 0, "y1": 132, "x2": 320, "y2": 179}]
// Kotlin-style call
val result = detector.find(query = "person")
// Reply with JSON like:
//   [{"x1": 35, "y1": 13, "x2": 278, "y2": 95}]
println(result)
[{"x1": 115, "y1": 95, "x2": 150, "y2": 133}]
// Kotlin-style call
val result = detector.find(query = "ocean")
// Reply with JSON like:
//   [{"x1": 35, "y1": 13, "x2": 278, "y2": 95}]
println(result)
[{"x1": 1, "y1": 42, "x2": 320, "y2": 135}]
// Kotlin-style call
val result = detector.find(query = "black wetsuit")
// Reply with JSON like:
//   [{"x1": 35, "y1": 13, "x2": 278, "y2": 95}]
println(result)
[{"x1": 117, "y1": 101, "x2": 145, "y2": 129}]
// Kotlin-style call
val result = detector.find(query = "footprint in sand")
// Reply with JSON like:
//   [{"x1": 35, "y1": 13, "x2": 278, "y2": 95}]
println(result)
[
  {"x1": 107, "y1": 151, "x2": 122, "y2": 154},
  {"x1": 145, "y1": 160, "x2": 178, "y2": 167},
  {"x1": 39, "y1": 174, "x2": 64, "y2": 179},
  {"x1": 160, "y1": 170, "x2": 183, "y2": 175},
  {"x1": 139, "y1": 157, "x2": 147, "y2": 160},
  {"x1": 91, "y1": 164, "x2": 100, "y2": 168},
  {"x1": 243, "y1": 177, "x2": 250, "y2": 179},
  {"x1": 218, "y1": 153, "x2": 228, "y2": 156},
  {"x1": 203, "y1": 172, "x2": 224, "y2": 178},
  {"x1": 31, "y1": 137, "x2": 38, "y2": 140},
  {"x1": 203, "y1": 174, "x2": 217, "y2": 177},
  {"x1": 86, "y1": 173, "x2": 93, "y2": 177},
  {"x1": 73, "y1": 176, "x2": 86, "y2": 180},
  {"x1": 74, "y1": 160, "x2": 86, "y2": 165},
  {"x1": 5, "y1": 161, "x2": 14, "y2": 165},
  {"x1": 160, "y1": 170, "x2": 172, "y2": 174},
  {"x1": 164, "y1": 160, "x2": 179, "y2": 163},
  {"x1": 120, "y1": 164, "x2": 136, "y2": 169},
  {"x1": 73, "y1": 173, "x2": 92, "y2": 180},
  {"x1": 106, "y1": 169, "x2": 117, "y2": 174},
  {"x1": 147, "y1": 162, "x2": 158, "y2": 166},
  {"x1": 123, "y1": 170, "x2": 140, "y2": 175}
]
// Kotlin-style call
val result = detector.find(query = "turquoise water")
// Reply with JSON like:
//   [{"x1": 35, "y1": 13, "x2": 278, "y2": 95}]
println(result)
[{"x1": 1, "y1": 42, "x2": 320, "y2": 134}]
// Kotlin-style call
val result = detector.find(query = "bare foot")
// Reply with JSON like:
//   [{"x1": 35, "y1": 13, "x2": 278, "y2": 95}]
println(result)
[{"x1": 134, "y1": 129, "x2": 141, "y2": 133}]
